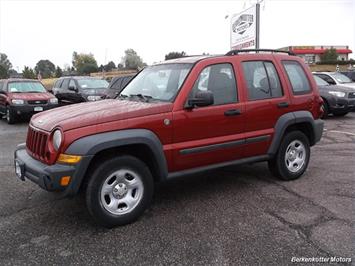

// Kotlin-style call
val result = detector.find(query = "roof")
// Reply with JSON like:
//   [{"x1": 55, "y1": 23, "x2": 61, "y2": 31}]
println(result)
[
  {"x1": 0, "y1": 78, "x2": 41, "y2": 82},
  {"x1": 58, "y1": 76, "x2": 101, "y2": 80},
  {"x1": 155, "y1": 55, "x2": 217, "y2": 65}
]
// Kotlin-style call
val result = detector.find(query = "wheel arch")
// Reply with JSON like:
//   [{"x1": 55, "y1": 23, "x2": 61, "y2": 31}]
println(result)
[
  {"x1": 64, "y1": 129, "x2": 168, "y2": 195},
  {"x1": 268, "y1": 111, "x2": 323, "y2": 156}
]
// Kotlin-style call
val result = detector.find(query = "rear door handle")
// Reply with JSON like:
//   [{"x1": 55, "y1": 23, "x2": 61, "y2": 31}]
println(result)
[
  {"x1": 277, "y1": 102, "x2": 289, "y2": 108},
  {"x1": 224, "y1": 109, "x2": 241, "y2": 116}
]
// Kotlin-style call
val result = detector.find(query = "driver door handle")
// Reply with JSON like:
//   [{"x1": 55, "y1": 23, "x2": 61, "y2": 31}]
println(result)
[{"x1": 224, "y1": 109, "x2": 241, "y2": 116}]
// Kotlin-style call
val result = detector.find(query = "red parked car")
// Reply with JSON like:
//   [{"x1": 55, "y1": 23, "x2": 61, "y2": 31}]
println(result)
[
  {"x1": 14, "y1": 50, "x2": 324, "y2": 227},
  {"x1": 0, "y1": 79, "x2": 58, "y2": 124}
]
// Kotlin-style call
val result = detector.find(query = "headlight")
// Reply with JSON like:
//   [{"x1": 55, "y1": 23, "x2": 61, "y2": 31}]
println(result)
[
  {"x1": 11, "y1": 99, "x2": 24, "y2": 105},
  {"x1": 329, "y1": 91, "x2": 346, "y2": 98},
  {"x1": 52, "y1": 130, "x2": 62, "y2": 151},
  {"x1": 49, "y1": 98, "x2": 58, "y2": 104},
  {"x1": 87, "y1": 95, "x2": 102, "y2": 101}
]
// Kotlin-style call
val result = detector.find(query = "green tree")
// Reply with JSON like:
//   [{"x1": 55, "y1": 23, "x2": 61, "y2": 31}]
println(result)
[
  {"x1": 22, "y1": 66, "x2": 36, "y2": 79},
  {"x1": 320, "y1": 48, "x2": 338, "y2": 62},
  {"x1": 104, "y1": 61, "x2": 116, "y2": 72},
  {"x1": 122, "y1": 49, "x2": 145, "y2": 70},
  {"x1": 165, "y1": 51, "x2": 186, "y2": 60},
  {"x1": 55, "y1": 66, "x2": 63, "y2": 78},
  {"x1": 0, "y1": 53, "x2": 12, "y2": 71},
  {"x1": 35, "y1": 59, "x2": 56, "y2": 78},
  {"x1": 72, "y1": 51, "x2": 98, "y2": 75},
  {"x1": 0, "y1": 65, "x2": 8, "y2": 79}
]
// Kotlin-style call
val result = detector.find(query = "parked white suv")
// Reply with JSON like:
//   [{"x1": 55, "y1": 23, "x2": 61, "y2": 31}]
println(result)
[{"x1": 313, "y1": 72, "x2": 355, "y2": 89}]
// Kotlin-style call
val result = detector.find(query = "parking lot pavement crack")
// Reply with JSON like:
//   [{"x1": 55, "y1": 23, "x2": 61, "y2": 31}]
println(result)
[
  {"x1": 263, "y1": 178, "x2": 353, "y2": 225},
  {"x1": 265, "y1": 210, "x2": 339, "y2": 259}
]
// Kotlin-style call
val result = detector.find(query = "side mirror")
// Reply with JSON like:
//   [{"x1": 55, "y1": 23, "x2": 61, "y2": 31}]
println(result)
[
  {"x1": 0, "y1": 90, "x2": 6, "y2": 95},
  {"x1": 68, "y1": 86, "x2": 77, "y2": 92},
  {"x1": 186, "y1": 90, "x2": 214, "y2": 108}
]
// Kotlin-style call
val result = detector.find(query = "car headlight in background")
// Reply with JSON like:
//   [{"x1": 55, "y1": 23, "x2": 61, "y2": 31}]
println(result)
[
  {"x1": 329, "y1": 91, "x2": 346, "y2": 98},
  {"x1": 87, "y1": 95, "x2": 102, "y2": 101},
  {"x1": 11, "y1": 99, "x2": 25, "y2": 105},
  {"x1": 52, "y1": 129, "x2": 62, "y2": 151},
  {"x1": 49, "y1": 98, "x2": 58, "y2": 104}
]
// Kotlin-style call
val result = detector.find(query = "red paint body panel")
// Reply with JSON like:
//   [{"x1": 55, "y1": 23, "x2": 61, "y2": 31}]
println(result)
[{"x1": 24, "y1": 53, "x2": 322, "y2": 173}]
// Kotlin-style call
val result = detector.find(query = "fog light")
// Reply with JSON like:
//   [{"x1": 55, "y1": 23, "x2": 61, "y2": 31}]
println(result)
[
  {"x1": 57, "y1": 154, "x2": 82, "y2": 164},
  {"x1": 60, "y1": 176, "x2": 71, "y2": 186}
]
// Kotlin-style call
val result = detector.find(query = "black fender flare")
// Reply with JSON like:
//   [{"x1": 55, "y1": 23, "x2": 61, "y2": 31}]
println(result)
[
  {"x1": 64, "y1": 129, "x2": 168, "y2": 195},
  {"x1": 267, "y1": 111, "x2": 324, "y2": 156}
]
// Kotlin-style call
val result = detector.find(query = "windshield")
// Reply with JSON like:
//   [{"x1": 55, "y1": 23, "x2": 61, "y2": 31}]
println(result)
[
  {"x1": 314, "y1": 75, "x2": 329, "y2": 86},
  {"x1": 330, "y1": 72, "x2": 352, "y2": 84},
  {"x1": 78, "y1": 79, "x2": 109, "y2": 89},
  {"x1": 120, "y1": 63, "x2": 192, "y2": 102},
  {"x1": 8, "y1": 82, "x2": 46, "y2": 93}
]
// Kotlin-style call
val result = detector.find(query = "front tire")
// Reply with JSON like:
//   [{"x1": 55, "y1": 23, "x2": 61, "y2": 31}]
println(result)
[
  {"x1": 268, "y1": 131, "x2": 310, "y2": 181},
  {"x1": 86, "y1": 155, "x2": 154, "y2": 228}
]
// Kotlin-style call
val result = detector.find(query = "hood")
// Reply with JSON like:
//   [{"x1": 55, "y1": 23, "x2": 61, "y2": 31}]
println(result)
[
  {"x1": 336, "y1": 82, "x2": 355, "y2": 89},
  {"x1": 81, "y1": 88, "x2": 108, "y2": 96},
  {"x1": 31, "y1": 99, "x2": 173, "y2": 132},
  {"x1": 318, "y1": 84, "x2": 355, "y2": 93},
  {"x1": 10, "y1": 92, "x2": 55, "y2": 100}
]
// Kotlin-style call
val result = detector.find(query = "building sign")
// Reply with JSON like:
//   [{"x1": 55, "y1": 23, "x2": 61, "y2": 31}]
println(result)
[{"x1": 230, "y1": 5, "x2": 256, "y2": 50}]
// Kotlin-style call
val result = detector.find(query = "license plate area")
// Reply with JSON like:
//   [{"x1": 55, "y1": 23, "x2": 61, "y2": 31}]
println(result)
[{"x1": 34, "y1": 106, "x2": 43, "y2": 112}]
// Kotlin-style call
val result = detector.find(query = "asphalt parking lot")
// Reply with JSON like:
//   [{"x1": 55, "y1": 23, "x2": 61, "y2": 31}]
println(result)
[{"x1": 0, "y1": 114, "x2": 354, "y2": 265}]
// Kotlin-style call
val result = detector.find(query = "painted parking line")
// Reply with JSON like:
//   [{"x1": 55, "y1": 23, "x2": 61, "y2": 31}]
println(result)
[{"x1": 327, "y1": 130, "x2": 355, "y2": 137}]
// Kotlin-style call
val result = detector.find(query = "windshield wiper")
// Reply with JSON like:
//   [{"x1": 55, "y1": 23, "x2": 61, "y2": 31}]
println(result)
[
  {"x1": 117, "y1": 94, "x2": 129, "y2": 100},
  {"x1": 128, "y1": 94, "x2": 154, "y2": 102},
  {"x1": 26, "y1": 91, "x2": 42, "y2": 93}
]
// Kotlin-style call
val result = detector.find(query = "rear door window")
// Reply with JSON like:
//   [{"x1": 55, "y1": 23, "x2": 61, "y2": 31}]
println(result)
[
  {"x1": 242, "y1": 61, "x2": 283, "y2": 100},
  {"x1": 282, "y1": 61, "x2": 311, "y2": 94}
]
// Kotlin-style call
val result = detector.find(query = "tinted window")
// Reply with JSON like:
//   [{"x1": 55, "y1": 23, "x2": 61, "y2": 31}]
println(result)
[
  {"x1": 315, "y1": 74, "x2": 335, "y2": 85},
  {"x1": 242, "y1": 61, "x2": 283, "y2": 100},
  {"x1": 190, "y1": 63, "x2": 237, "y2": 105},
  {"x1": 61, "y1": 79, "x2": 70, "y2": 89},
  {"x1": 54, "y1": 79, "x2": 63, "y2": 88},
  {"x1": 69, "y1": 79, "x2": 77, "y2": 89},
  {"x1": 283, "y1": 61, "x2": 311, "y2": 94}
]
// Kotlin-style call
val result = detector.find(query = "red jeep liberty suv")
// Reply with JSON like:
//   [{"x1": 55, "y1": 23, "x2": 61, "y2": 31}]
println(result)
[{"x1": 14, "y1": 50, "x2": 324, "y2": 227}]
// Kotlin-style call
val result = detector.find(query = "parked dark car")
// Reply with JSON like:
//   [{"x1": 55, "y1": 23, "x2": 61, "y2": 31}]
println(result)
[
  {"x1": 341, "y1": 71, "x2": 355, "y2": 82},
  {"x1": 106, "y1": 75, "x2": 135, "y2": 99},
  {"x1": 0, "y1": 79, "x2": 58, "y2": 124},
  {"x1": 314, "y1": 75, "x2": 355, "y2": 118},
  {"x1": 52, "y1": 76, "x2": 109, "y2": 104}
]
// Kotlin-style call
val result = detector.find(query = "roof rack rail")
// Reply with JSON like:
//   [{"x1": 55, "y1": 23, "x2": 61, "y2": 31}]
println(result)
[{"x1": 225, "y1": 49, "x2": 295, "y2": 56}]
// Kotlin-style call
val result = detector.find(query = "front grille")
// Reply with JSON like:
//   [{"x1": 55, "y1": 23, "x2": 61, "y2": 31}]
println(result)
[
  {"x1": 26, "y1": 126, "x2": 48, "y2": 161},
  {"x1": 28, "y1": 100, "x2": 47, "y2": 105},
  {"x1": 348, "y1": 92, "x2": 355, "y2": 98}
]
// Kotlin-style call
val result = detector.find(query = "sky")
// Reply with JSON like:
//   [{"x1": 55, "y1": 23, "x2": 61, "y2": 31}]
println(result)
[{"x1": 0, "y1": 0, "x2": 354, "y2": 71}]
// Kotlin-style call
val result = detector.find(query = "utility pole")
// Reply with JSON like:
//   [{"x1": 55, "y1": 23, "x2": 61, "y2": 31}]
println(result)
[{"x1": 255, "y1": 0, "x2": 262, "y2": 49}]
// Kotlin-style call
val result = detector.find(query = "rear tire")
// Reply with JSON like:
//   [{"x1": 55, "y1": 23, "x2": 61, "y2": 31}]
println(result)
[
  {"x1": 321, "y1": 101, "x2": 329, "y2": 119},
  {"x1": 6, "y1": 106, "x2": 16, "y2": 124},
  {"x1": 86, "y1": 155, "x2": 154, "y2": 228},
  {"x1": 268, "y1": 131, "x2": 310, "y2": 181}
]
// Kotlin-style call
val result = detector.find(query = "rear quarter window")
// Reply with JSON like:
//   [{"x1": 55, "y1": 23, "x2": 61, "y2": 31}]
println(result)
[{"x1": 282, "y1": 61, "x2": 311, "y2": 94}]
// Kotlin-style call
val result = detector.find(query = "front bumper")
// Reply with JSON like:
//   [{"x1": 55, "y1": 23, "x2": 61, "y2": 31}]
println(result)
[
  {"x1": 14, "y1": 144, "x2": 92, "y2": 196},
  {"x1": 10, "y1": 103, "x2": 58, "y2": 116},
  {"x1": 328, "y1": 97, "x2": 355, "y2": 112}
]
